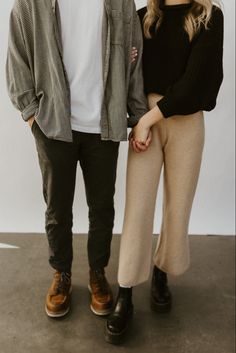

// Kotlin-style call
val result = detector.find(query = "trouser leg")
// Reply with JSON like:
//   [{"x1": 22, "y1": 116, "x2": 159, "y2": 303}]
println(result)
[
  {"x1": 118, "y1": 124, "x2": 164, "y2": 287},
  {"x1": 32, "y1": 123, "x2": 78, "y2": 273},
  {"x1": 78, "y1": 133, "x2": 119, "y2": 270},
  {"x1": 154, "y1": 112, "x2": 205, "y2": 275}
]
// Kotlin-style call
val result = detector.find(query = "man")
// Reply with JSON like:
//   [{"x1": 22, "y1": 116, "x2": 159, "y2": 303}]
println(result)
[{"x1": 6, "y1": 0, "x2": 148, "y2": 318}]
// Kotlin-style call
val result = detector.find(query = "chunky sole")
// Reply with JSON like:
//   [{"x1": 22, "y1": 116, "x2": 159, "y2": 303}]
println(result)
[
  {"x1": 104, "y1": 309, "x2": 133, "y2": 345},
  {"x1": 105, "y1": 326, "x2": 127, "y2": 345},
  {"x1": 150, "y1": 296, "x2": 172, "y2": 313},
  {"x1": 45, "y1": 287, "x2": 72, "y2": 318},
  {"x1": 88, "y1": 285, "x2": 113, "y2": 316}
]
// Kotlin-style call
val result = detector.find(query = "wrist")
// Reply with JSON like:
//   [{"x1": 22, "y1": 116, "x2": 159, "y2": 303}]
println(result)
[
  {"x1": 139, "y1": 115, "x2": 151, "y2": 129},
  {"x1": 140, "y1": 106, "x2": 162, "y2": 128},
  {"x1": 150, "y1": 105, "x2": 163, "y2": 123}
]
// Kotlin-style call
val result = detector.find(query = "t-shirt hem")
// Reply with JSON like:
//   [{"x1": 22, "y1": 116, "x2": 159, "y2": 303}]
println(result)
[{"x1": 71, "y1": 124, "x2": 102, "y2": 134}]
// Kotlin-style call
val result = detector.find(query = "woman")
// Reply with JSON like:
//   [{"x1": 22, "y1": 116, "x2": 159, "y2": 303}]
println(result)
[{"x1": 105, "y1": 0, "x2": 224, "y2": 345}]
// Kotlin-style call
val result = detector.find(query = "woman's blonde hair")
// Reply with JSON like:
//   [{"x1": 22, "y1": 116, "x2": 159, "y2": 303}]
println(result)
[{"x1": 143, "y1": 0, "x2": 221, "y2": 41}]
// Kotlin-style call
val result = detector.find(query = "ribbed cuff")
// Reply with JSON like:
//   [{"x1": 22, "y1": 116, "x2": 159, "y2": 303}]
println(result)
[{"x1": 157, "y1": 98, "x2": 173, "y2": 119}]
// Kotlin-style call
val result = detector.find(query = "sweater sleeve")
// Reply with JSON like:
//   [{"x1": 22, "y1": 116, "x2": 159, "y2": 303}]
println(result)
[
  {"x1": 157, "y1": 7, "x2": 224, "y2": 118},
  {"x1": 6, "y1": 6, "x2": 39, "y2": 121}
]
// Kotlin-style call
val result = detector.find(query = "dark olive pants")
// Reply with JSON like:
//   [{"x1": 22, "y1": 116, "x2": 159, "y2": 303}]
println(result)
[{"x1": 32, "y1": 121, "x2": 119, "y2": 273}]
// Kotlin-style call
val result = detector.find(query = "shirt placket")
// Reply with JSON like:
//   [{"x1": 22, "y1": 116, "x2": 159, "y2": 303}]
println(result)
[
  {"x1": 101, "y1": 0, "x2": 111, "y2": 139},
  {"x1": 51, "y1": 0, "x2": 71, "y2": 119}
]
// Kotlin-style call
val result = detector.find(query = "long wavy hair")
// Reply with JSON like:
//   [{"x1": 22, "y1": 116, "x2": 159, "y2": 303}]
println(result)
[{"x1": 143, "y1": 0, "x2": 221, "y2": 41}]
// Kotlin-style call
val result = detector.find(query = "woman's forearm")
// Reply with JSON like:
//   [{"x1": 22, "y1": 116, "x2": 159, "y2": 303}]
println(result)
[{"x1": 140, "y1": 105, "x2": 164, "y2": 128}]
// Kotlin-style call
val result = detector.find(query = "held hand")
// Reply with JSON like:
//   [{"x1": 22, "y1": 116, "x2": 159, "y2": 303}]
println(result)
[
  {"x1": 129, "y1": 105, "x2": 164, "y2": 153},
  {"x1": 133, "y1": 129, "x2": 152, "y2": 153},
  {"x1": 129, "y1": 123, "x2": 152, "y2": 153},
  {"x1": 132, "y1": 119, "x2": 150, "y2": 145},
  {"x1": 129, "y1": 130, "x2": 142, "y2": 153},
  {"x1": 28, "y1": 116, "x2": 35, "y2": 128}
]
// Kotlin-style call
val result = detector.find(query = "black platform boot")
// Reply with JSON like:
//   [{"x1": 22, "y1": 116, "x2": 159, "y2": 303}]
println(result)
[
  {"x1": 151, "y1": 266, "x2": 172, "y2": 313},
  {"x1": 105, "y1": 286, "x2": 133, "y2": 345}
]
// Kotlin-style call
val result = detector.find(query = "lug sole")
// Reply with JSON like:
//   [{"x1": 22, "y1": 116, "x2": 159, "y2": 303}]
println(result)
[
  {"x1": 105, "y1": 326, "x2": 127, "y2": 345},
  {"x1": 90, "y1": 304, "x2": 113, "y2": 316},
  {"x1": 45, "y1": 305, "x2": 70, "y2": 318}
]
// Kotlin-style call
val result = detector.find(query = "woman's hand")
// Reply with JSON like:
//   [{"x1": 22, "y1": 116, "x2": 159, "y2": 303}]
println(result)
[
  {"x1": 131, "y1": 47, "x2": 138, "y2": 63},
  {"x1": 129, "y1": 122, "x2": 152, "y2": 153},
  {"x1": 129, "y1": 105, "x2": 164, "y2": 153},
  {"x1": 132, "y1": 119, "x2": 150, "y2": 144}
]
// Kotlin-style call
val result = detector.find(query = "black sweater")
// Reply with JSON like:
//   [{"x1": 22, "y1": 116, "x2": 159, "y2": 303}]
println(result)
[{"x1": 138, "y1": 2, "x2": 224, "y2": 118}]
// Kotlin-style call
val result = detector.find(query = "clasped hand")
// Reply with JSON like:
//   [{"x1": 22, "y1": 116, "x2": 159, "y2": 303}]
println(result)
[
  {"x1": 130, "y1": 105, "x2": 164, "y2": 153},
  {"x1": 129, "y1": 119, "x2": 152, "y2": 153}
]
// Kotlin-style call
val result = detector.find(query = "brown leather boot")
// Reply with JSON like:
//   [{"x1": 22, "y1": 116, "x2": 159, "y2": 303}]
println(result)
[
  {"x1": 89, "y1": 268, "x2": 113, "y2": 316},
  {"x1": 45, "y1": 271, "x2": 72, "y2": 318}
]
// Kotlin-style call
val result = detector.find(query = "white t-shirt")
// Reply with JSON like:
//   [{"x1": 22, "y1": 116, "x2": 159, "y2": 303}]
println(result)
[{"x1": 57, "y1": 0, "x2": 104, "y2": 133}]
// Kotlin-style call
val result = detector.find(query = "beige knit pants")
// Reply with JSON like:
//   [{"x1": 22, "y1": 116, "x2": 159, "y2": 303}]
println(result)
[{"x1": 118, "y1": 94, "x2": 205, "y2": 286}]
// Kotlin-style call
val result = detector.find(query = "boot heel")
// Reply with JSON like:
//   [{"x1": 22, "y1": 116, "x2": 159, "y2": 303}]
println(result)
[{"x1": 150, "y1": 296, "x2": 172, "y2": 313}]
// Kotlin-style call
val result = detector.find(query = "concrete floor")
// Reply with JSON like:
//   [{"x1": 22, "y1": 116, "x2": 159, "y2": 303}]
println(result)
[{"x1": 0, "y1": 234, "x2": 235, "y2": 353}]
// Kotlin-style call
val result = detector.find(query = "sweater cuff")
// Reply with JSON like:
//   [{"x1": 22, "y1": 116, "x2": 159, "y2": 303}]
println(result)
[
  {"x1": 157, "y1": 98, "x2": 173, "y2": 118},
  {"x1": 22, "y1": 101, "x2": 39, "y2": 121}
]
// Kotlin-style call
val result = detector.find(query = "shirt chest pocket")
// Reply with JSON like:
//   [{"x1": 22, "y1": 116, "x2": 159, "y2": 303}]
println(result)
[{"x1": 110, "y1": 10, "x2": 131, "y2": 45}]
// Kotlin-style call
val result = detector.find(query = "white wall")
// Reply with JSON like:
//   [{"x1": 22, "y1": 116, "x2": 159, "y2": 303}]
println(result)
[{"x1": 0, "y1": 0, "x2": 235, "y2": 235}]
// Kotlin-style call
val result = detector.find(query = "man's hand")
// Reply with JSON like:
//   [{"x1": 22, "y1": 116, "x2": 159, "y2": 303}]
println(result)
[{"x1": 28, "y1": 116, "x2": 35, "y2": 128}]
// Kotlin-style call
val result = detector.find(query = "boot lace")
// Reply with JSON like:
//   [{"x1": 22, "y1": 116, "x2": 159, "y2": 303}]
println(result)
[
  {"x1": 93, "y1": 270, "x2": 109, "y2": 296},
  {"x1": 55, "y1": 272, "x2": 71, "y2": 294}
]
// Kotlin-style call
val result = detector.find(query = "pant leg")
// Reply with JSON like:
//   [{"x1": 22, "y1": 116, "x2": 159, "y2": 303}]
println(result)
[
  {"x1": 154, "y1": 112, "x2": 205, "y2": 275},
  {"x1": 118, "y1": 123, "x2": 164, "y2": 287},
  {"x1": 32, "y1": 122, "x2": 78, "y2": 273},
  {"x1": 78, "y1": 133, "x2": 119, "y2": 270}
]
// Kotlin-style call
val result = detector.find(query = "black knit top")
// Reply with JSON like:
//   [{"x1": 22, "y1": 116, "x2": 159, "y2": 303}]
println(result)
[{"x1": 138, "y1": 2, "x2": 224, "y2": 118}]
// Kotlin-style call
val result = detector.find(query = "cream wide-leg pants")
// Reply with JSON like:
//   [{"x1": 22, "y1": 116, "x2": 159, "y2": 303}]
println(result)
[{"x1": 118, "y1": 94, "x2": 205, "y2": 287}]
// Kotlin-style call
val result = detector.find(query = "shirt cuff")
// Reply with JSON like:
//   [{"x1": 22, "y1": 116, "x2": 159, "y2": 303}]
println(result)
[
  {"x1": 22, "y1": 101, "x2": 39, "y2": 122},
  {"x1": 127, "y1": 116, "x2": 140, "y2": 128}
]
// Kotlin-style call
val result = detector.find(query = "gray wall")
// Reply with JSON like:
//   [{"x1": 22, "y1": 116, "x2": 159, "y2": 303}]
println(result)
[{"x1": 0, "y1": 0, "x2": 235, "y2": 234}]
